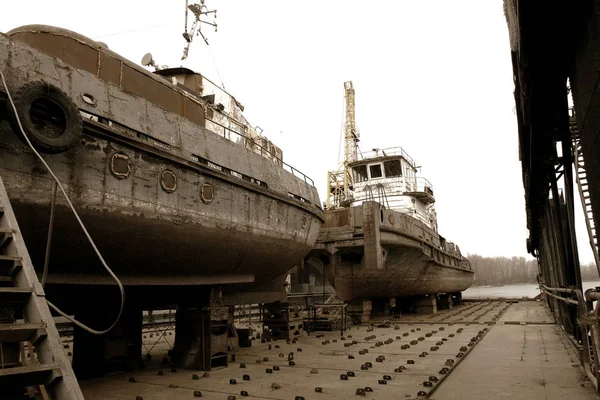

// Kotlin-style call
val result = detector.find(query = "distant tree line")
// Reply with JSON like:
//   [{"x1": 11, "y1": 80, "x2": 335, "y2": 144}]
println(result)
[
  {"x1": 468, "y1": 255, "x2": 537, "y2": 286},
  {"x1": 468, "y1": 254, "x2": 600, "y2": 286},
  {"x1": 580, "y1": 263, "x2": 600, "y2": 282}
]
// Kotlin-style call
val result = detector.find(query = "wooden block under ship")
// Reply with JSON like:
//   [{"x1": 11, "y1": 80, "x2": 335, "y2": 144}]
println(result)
[
  {"x1": 0, "y1": 25, "x2": 324, "y2": 307},
  {"x1": 308, "y1": 82, "x2": 473, "y2": 307}
]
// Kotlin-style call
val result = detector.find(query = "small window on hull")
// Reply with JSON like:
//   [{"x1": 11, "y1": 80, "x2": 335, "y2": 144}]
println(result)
[
  {"x1": 354, "y1": 165, "x2": 368, "y2": 182},
  {"x1": 369, "y1": 164, "x2": 383, "y2": 179},
  {"x1": 384, "y1": 160, "x2": 402, "y2": 177}
]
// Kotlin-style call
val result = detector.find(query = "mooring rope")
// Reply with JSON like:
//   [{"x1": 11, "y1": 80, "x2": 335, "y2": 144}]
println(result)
[{"x1": 1, "y1": 70, "x2": 125, "y2": 335}]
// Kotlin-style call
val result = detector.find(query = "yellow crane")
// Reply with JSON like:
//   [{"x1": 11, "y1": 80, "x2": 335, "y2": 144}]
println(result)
[{"x1": 326, "y1": 81, "x2": 360, "y2": 209}]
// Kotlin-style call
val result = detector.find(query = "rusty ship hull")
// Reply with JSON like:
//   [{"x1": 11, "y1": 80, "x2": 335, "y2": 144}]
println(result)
[
  {"x1": 0, "y1": 26, "x2": 323, "y2": 305},
  {"x1": 311, "y1": 201, "x2": 473, "y2": 301}
]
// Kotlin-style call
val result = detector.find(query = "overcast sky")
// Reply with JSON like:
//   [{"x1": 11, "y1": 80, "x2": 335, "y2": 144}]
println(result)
[{"x1": 1, "y1": 1, "x2": 595, "y2": 264}]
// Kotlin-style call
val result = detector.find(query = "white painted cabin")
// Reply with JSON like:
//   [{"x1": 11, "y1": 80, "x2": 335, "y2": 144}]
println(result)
[{"x1": 348, "y1": 147, "x2": 438, "y2": 231}]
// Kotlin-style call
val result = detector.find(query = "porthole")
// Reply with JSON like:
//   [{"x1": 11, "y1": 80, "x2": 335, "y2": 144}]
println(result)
[
  {"x1": 388, "y1": 214, "x2": 396, "y2": 225},
  {"x1": 110, "y1": 153, "x2": 131, "y2": 179},
  {"x1": 201, "y1": 183, "x2": 214, "y2": 204},
  {"x1": 160, "y1": 170, "x2": 177, "y2": 193},
  {"x1": 81, "y1": 93, "x2": 96, "y2": 106}
]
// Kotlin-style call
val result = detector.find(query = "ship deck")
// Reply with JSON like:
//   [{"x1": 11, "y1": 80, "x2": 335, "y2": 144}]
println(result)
[{"x1": 76, "y1": 300, "x2": 597, "y2": 400}]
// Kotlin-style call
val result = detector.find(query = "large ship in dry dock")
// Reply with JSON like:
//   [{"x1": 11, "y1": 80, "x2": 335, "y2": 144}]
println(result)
[
  {"x1": 0, "y1": 24, "x2": 323, "y2": 303},
  {"x1": 0, "y1": 12, "x2": 322, "y2": 380},
  {"x1": 308, "y1": 82, "x2": 473, "y2": 312}
]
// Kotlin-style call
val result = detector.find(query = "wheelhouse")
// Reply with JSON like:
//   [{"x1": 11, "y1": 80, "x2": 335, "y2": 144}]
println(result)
[{"x1": 348, "y1": 147, "x2": 437, "y2": 230}]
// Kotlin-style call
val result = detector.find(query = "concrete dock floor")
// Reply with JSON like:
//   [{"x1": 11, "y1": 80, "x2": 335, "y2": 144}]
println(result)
[{"x1": 78, "y1": 300, "x2": 599, "y2": 399}]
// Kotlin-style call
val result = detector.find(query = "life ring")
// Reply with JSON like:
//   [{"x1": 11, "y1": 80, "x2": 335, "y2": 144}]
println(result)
[{"x1": 7, "y1": 82, "x2": 82, "y2": 154}]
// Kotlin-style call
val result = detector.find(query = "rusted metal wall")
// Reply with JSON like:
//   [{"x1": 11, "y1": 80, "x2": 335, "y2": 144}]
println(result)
[
  {"x1": 0, "y1": 30, "x2": 317, "y2": 202},
  {"x1": 8, "y1": 26, "x2": 206, "y2": 126}
]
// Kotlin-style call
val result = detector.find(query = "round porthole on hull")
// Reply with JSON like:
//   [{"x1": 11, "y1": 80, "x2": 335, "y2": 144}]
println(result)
[
  {"x1": 110, "y1": 153, "x2": 131, "y2": 179},
  {"x1": 81, "y1": 93, "x2": 97, "y2": 106},
  {"x1": 201, "y1": 183, "x2": 214, "y2": 204},
  {"x1": 161, "y1": 170, "x2": 177, "y2": 193},
  {"x1": 388, "y1": 214, "x2": 396, "y2": 225}
]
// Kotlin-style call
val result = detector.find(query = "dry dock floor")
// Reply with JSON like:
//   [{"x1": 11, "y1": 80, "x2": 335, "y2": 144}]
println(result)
[{"x1": 79, "y1": 300, "x2": 599, "y2": 399}]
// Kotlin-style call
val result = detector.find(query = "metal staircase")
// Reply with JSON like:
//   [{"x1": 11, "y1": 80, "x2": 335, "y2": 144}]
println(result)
[
  {"x1": 571, "y1": 120, "x2": 600, "y2": 276},
  {"x1": 0, "y1": 176, "x2": 84, "y2": 399}
]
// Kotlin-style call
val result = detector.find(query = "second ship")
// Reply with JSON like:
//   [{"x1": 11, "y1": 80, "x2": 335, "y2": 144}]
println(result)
[{"x1": 309, "y1": 82, "x2": 473, "y2": 305}]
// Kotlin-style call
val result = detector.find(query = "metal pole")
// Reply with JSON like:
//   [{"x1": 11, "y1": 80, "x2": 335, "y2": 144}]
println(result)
[
  {"x1": 322, "y1": 263, "x2": 326, "y2": 305},
  {"x1": 587, "y1": 290, "x2": 600, "y2": 301},
  {"x1": 184, "y1": 0, "x2": 189, "y2": 33},
  {"x1": 42, "y1": 181, "x2": 58, "y2": 287},
  {"x1": 201, "y1": 308, "x2": 207, "y2": 370}
]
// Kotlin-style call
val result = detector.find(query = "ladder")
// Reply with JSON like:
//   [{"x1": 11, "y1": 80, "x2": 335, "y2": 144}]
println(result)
[
  {"x1": 363, "y1": 184, "x2": 390, "y2": 209},
  {"x1": 0, "y1": 176, "x2": 84, "y2": 399},
  {"x1": 571, "y1": 121, "x2": 600, "y2": 276}
]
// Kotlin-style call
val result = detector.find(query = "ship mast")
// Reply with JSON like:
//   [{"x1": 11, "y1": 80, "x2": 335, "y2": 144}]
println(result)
[
  {"x1": 326, "y1": 81, "x2": 360, "y2": 209},
  {"x1": 182, "y1": 0, "x2": 217, "y2": 61}
]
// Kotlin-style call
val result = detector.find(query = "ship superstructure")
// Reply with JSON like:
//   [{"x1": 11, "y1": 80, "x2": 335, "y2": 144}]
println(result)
[{"x1": 348, "y1": 147, "x2": 437, "y2": 230}]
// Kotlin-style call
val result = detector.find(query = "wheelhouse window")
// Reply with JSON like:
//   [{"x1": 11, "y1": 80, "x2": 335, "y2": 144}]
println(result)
[
  {"x1": 384, "y1": 160, "x2": 402, "y2": 178},
  {"x1": 369, "y1": 164, "x2": 383, "y2": 179},
  {"x1": 353, "y1": 165, "x2": 368, "y2": 182}
]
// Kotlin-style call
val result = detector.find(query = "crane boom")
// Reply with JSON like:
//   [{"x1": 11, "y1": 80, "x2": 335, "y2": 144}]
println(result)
[
  {"x1": 326, "y1": 81, "x2": 360, "y2": 209},
  {"x1": 344, "y1": 81, "x2": 359, "y2": 164}
]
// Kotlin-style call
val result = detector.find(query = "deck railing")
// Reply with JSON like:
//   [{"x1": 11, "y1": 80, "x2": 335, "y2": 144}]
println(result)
[
  {"x1": 415, "y1": 177, "x2": 434, "y2": 195},
  {"x1": 207, "y1": 119, "x2": 315, "y2": 187}
]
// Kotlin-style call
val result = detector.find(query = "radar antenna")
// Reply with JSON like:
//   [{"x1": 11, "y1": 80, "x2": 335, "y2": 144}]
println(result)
[{"x1": 182, "y1": 0, "x2": 217, "y2": 60}]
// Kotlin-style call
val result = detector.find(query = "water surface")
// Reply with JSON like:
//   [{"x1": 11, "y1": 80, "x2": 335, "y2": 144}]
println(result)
[{"x1": 463, "y1": 281, "x2": 600, "y2": 299}]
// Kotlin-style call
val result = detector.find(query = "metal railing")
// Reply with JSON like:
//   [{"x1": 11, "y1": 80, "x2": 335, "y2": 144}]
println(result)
[
  {"x1": 207, "y1": 119, "x2": 315, "y2": 186},
  {"x1": 541, "y1": 284, "x2": 600, "y2": 391},
  {"x1": 414, "y1": 177, "x2": 434, "y2": 195},
  {"x1": 358, "y1": 146, "x2": 416, "y2": 168}
]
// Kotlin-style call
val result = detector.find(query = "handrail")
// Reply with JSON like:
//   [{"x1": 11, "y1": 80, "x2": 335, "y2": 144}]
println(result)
[
  {"x1": 540, "y1": 283, "x2": 600, "y2": 388},
  {"x1": 414, "y1": 177, "x2": 434, "y2": 194},
  {"x1": 542, "y1": 287, "x2": 580, "y2": 306},
  {"x1": 540, "y1": 284, "x2": 583, "y2": 306},
  {"x1": 358, "y1": 146, "x2": 416, "y2": 168},
  {"x1": 207, "y1": 118, "x2": 315, "y2": 187}
]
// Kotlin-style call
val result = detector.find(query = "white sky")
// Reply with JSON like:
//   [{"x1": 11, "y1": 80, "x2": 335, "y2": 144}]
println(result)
[{"x1": 1, "y1": 1, "x2": 595, "y2": 264}]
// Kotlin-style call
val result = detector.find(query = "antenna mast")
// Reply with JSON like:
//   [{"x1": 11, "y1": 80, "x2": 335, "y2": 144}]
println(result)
[
  {"x1": 326, "y1": 81, "x2": 360, "y2": 209},
  {"x1": 182, "y1": 0, "x2": 217, "y2": 60}
]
